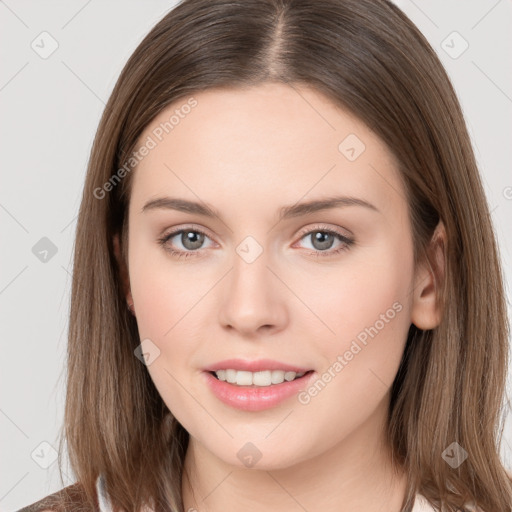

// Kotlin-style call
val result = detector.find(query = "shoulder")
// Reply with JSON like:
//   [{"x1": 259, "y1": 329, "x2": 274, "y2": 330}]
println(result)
[{"x1": 14, "y1": 481, "x2": 98, "y2": 512}]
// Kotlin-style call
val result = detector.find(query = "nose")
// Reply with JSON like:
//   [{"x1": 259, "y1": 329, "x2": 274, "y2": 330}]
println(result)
[{"x1": 217, "y1": 244, "x2": 288, "y2": 337}]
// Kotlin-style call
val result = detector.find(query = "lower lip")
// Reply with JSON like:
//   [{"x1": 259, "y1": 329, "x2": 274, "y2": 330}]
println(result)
[{"x1": 202, "y1": 370, "x2": 316, "y2": 411}]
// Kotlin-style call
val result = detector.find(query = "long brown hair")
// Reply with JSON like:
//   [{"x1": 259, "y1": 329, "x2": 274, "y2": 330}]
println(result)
[{"x1": 58, "y1": 0, "x2": 512, "y2": 510}]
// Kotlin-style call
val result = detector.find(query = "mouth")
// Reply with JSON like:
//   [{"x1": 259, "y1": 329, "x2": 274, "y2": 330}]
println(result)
[
  {"x1": 203, "y1": 368, "x2": 317, "y2": 411},
  {"x1": 207, "y1": 369, "x2": 315, "y2": 388}
]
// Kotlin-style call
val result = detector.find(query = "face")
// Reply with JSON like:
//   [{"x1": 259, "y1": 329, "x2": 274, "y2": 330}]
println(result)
[{"x1": 120, "y1": 82, "x2": 429, "y2": 471}]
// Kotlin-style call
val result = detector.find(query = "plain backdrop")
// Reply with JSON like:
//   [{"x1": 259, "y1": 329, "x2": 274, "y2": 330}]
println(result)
[{"x1": 1, "y1": 0, "x2": 511, "y2": 510}]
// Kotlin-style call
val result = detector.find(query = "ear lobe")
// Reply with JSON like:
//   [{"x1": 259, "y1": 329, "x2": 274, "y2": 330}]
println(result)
[
  {"x1": 410, "y1": 221, "x2": 446, "y2": 330},
  {"x1": 113, "y1": 233, "x2": 133, "y2": 307}
]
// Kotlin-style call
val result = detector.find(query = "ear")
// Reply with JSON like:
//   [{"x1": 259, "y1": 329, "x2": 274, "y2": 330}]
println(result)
[
  {"x1": 113, "y1": 233, "x2": 134, "y2": 313},
  {"x1": 410, "y1": 220, "x2": 446, "y2": 330}
]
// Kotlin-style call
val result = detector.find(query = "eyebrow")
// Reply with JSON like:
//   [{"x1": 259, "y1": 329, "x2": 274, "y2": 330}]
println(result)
[{"x1": 141, "y1": 195, "x2": 379, "y2": 221}]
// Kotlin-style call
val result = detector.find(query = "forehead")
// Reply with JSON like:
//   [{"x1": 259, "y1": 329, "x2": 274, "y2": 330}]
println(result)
[{"x1": 129, "y1": 83, "x2": 405, "y2": 220}]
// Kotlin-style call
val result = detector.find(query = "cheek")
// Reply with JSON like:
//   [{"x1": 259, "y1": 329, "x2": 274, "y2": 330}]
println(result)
[
  {"x1": 333, "y1": 265, "x2": 409, "y2": 346},
  {"x1": 128, "y1": 240, "x2": 218, "y2": 390},
  {"x1": 128, "y1": 255, "x2": 203, "y2": 420},
  {"x1": 129, "y1": 238, "x2": 211, "y2": 339},
  {"x1": 315, "y1": 238, "x2": 414, "y2": 380},
  {"x1": 294, "y1": 261, "x2": 413, "y2": 449}
]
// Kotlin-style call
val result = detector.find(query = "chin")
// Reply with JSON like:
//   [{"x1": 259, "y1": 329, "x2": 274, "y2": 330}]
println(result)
[{"x1": 209, "y1": 438, "x2": 313, "y2": 472}]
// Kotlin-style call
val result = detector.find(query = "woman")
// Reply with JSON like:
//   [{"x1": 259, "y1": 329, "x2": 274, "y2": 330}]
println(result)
[{"x1": 17, "y1": 0, "x2": 512, "y2": 511}]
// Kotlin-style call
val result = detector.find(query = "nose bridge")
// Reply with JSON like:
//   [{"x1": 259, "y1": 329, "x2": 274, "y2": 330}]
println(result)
[{"x1": 218, "y1": 234, "x2": 287, "y2": 334}]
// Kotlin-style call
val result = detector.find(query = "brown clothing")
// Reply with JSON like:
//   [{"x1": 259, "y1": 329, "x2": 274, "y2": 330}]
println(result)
[{"x1": 14, "y1": 482, "x2": 99, "y2": 512}]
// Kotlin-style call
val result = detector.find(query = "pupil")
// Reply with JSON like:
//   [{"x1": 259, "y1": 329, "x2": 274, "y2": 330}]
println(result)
[
  {"x1": 183, "y1": 231, "x2": 204, "y2": 250},
  {"x1": 312, "y1": 231, "x2": 334, "y2": 250}
]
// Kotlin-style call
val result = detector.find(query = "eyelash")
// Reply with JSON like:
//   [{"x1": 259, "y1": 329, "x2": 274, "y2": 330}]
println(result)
[{"x1": 157, "y1": 224, "x2": 354, "y2": 260}]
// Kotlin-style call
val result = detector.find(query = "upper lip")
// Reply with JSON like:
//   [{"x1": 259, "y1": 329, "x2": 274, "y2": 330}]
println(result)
[{"x1": 203, "y1": 359, "x2": 312, "y2": 373}]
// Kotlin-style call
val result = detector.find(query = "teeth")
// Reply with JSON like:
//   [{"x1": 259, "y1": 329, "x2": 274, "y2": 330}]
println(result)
[{"x1": 213, "y1": 369, "x2": 307, "y2": 386}]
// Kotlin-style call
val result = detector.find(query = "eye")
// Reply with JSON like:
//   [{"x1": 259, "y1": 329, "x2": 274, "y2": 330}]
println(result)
[
  {"x1": 158, "y1": 226, "x2": 215, "y2": 259},
  {"x1": 158, "y1": 224, "x2": 354, "y2": 260},
  {"x1": 294, "y1": 225, "x2": 354, "y2": 257}
]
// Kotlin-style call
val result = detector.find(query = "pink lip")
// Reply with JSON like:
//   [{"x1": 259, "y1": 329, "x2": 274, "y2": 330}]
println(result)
[
  {"x1": 203, "y1": 358, "x2": 312, "y2": 373},
  {"x1": 202, "y1": 370, "x2": 316, "y2": 412}
]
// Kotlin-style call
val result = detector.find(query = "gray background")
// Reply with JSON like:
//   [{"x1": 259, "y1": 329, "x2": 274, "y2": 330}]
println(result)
[{"x1": 1, "y1": 1, "x2": 511, "y2": 509}]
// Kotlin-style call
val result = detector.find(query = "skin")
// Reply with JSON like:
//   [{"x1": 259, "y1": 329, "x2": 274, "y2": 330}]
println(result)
[{"x1": 113, "y1": 82, "x2": 445, "y2": 511}]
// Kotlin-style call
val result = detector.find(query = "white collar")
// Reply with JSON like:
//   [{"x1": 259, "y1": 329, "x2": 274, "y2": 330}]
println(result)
[
  {"x1": 412, "y1": 493, "x2": 436, "y2": 511},
  {"x1": 96, "y1": 473, "x2": 112, "y2": 512}
]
